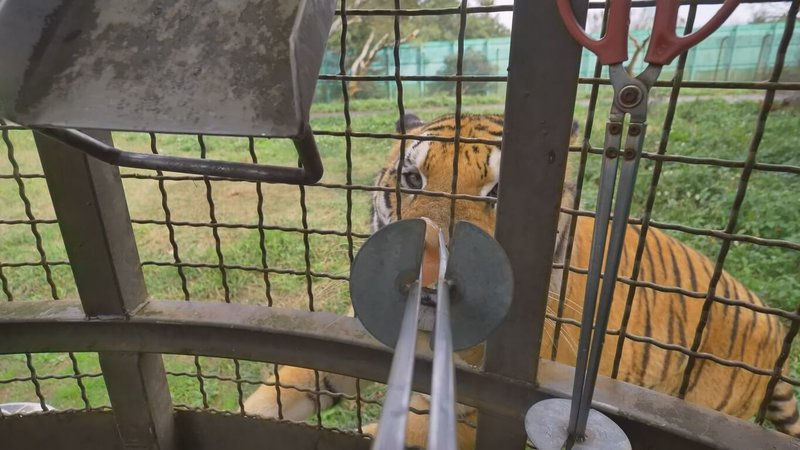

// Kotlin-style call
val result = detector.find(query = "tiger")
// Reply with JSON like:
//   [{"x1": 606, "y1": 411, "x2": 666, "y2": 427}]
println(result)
[{"x1": 244, "y1": 113, "x2": 800, "y2": 447}]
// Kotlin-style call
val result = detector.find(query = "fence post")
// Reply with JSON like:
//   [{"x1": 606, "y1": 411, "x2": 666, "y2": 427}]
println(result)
[
  {"x1": 714, "y1": 37, "x2": 728, "y2": 81},
  {"x1": 473, "y1": 0, "x2": 587, "y2": 448},
  {"x1": 724, "y1": 25, "x2": 739, "y2": 80},
  {"x1": 35, "y1": 131, "x2": 175, "y2": 450},
  {"x1": 418, "y1": 46, "x2": 424, "y2": 97},
  {"x1": 756, "y1": 34, "x2": 774, "y2": 79}
]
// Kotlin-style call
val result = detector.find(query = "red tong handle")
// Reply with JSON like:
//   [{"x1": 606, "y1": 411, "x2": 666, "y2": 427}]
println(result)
[
  {"x1": 556, "y1": 0, "x2": 632, "y2": 66},
  {"x1": 646, "y1": 0, "x2": 739, "y2": 65},
  {"x1": 557, "y1": 0, "x2": 740, "y2": 67}
]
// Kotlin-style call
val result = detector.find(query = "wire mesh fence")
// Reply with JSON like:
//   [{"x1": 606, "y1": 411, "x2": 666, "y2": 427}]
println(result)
[{"x1": 1, "y1": 0, "x2": 800, "y2": 445}]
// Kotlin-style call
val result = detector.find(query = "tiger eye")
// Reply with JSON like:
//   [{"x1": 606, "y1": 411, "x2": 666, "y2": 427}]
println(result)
[{"x1": 404, "y1": 172, "x2": 423, "y2": 189}]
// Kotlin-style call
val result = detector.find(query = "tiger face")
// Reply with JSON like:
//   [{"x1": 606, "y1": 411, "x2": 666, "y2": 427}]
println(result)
[
  {"x1": 371, "y1": 114, "x2": 505, "y2": 237},
  {"x1": 371, "y1": 113, "x2": 577, "y2": 289}
]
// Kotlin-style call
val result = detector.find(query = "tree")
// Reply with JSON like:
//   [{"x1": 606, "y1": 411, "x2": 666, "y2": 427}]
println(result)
[
  {"x1": 332, "y1": 0, "x2": 510, "y2": 97},
  {"x1": 749, "y1": 4, "x2": 791, "y2": 24},
  {"x1": 430, "y1": 49, "x2": 496, "y2": 96}
]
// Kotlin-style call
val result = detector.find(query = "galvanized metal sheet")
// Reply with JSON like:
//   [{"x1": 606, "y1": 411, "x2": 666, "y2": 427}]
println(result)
[
  {"x1": 0, "y1": 0, "x2": 335, "y2": 136},
  {"x1": 446, "y1": 221, "x2": 513, "y2": 351},
  {"x1": 349, "y1": 219, "x2": 426, "y2": 349}
]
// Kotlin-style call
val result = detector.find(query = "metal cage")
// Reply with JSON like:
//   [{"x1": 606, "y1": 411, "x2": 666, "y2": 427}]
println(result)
[{"x1": 1, "y1": 1, "x2": 800, "y2": 449}]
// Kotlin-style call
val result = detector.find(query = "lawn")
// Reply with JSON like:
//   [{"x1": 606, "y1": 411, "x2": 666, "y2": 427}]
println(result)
[{"x1": 1, "y1": 88, "x2": 798, "y2": 430}]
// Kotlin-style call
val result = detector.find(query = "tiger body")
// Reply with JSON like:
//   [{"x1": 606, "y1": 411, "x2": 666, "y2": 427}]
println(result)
[{"x1": 244, "y1": 113, "x2": 799, "y2": 446}]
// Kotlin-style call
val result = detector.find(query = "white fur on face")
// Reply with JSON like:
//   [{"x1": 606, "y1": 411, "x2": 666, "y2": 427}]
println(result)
[
  {"x1": 403, "y1": 138, "x2": 431, "y2": 189},
  {"x1": 370, "y1": 136, "x2": 431, "y2": 233},
  {"x1": 479, "y1": 146, "x2": 502, "y2": 196}
]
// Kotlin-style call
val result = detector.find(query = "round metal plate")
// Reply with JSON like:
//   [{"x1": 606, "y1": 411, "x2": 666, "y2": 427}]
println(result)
[
  {"x1": 446, "y1": 221, "x2": 513, "y2": 351},
  {"x1": 350, "y1": 219, "x2": 426, "y2": 349},
  {"x1": 525, "y1": 398, "x2": 631, "y2": 450}
]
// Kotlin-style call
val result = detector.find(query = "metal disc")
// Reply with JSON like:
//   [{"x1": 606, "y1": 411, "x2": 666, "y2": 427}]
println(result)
[
  {"x1": 350, "y1": 219, "x2": 426, "y2": 349},
  {"x1": 525, "y1": 398, "x2": 631, "y2": 450},
  {"x1": 445, "y1": 221, "x2": 513, "y2": 351}
]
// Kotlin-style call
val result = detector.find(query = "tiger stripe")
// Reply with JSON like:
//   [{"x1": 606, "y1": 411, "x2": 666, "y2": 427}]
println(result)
[{"x1": 243, "y1": 114, "x2": 799, "y2": 448}]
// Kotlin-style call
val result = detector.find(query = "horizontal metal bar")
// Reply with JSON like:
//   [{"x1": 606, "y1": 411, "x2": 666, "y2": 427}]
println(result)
[
  {"x1": 579, "y1": 78, "x2": 800, "y2": 90},
  {"x1": 0, "y1": 372, "x2": 102, "y2": 385},
  {"x1": 318, "y1": 74, "x2": 507, "y2": 82},
  {"x1": 560, "y1": 207, "x2": 800, "y2": 251},
  {"x1": 33, "y1": 126, "x2": 323, "y2": 185},
  {"x1": 589, "y1": 0, "x2": 793, "y2": 8},
  {"x1": 131, "y1": 219, "x2": 372, "y2": 239},
  {"x1": 139, "y1": 261, "x2": 348, "y2": 281},
  {"x1": 553, "y1": 262, "x2": 800, "y2": 322},
  {"x1": 332, "y1": 0, "x2": 781, "y2": 17},
  {"x1": 0, "y1": 260, "x2": 69, "y2": 268},
  {"x1": 0, "y1": 410, "x2": 371, "y2": 450},
  {"x1": 334, "y1": 5, "x2": 513, "y2": 16},
  {"x1": 570, "y1": 145, "x2": 800, "y2": 175},
  {"x1": 1, "y1": 300, "x2": 797, "y2": 449}
]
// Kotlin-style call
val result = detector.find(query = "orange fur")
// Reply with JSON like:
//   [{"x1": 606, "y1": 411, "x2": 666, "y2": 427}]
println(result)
[{"x1": 244, "y1": 114, "x2": 797, "y2": 447}]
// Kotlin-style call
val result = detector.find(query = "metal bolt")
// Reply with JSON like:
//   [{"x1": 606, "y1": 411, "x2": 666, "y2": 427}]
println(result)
[
  {"x1": 623, "y1": 148, "x2": 636, "y2": 160},
  {"x1": 628, "y1": 124, "x2": 642, "y2": 136},
  {"x1": 609, "y1": 123, "x2": 622, "y2": 135},
  {"x1": 618, "y1": 85, "x2": 642, "y2": 108},
  {"x1": 605, "y1": 147, "x2": 619, "y2": 159}
]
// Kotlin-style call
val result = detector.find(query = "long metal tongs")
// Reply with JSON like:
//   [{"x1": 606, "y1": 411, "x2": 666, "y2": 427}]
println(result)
[
  {"x1": 526, "y1": 1, "x2": 740, "y2": 449},
  {"x1": 350, "y1": 219, "x2": 512, "y2": 450}
]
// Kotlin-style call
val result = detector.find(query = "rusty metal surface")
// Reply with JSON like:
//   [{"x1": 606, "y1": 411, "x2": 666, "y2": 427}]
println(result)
[
  {"x1": 0, "y1": 0, "x2": 335, "y2": 136},
  {"x1": 1, "y1": 299, "x2": 798, "y2": 450},
  {"x1": 0, "y1": 410, "x2": 370, "y2": 450},
  {"x1": 36, "y1": 130, "x2": 176, "y2": 450}
]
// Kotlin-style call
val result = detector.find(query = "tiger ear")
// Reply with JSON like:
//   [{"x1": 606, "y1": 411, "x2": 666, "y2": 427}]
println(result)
[{"x1": 396, "y1": 113, "x2": 424, "y2": 132}]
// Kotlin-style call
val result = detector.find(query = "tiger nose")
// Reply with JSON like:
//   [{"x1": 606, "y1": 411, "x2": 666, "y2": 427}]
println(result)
[{"x1": 420, "y1": 217, "x2": 442, "y2": 287}]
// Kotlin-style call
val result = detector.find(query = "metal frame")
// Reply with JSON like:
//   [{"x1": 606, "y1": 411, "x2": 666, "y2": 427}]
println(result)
[
  {"x1": 33, "y1": 127, "x2": 324, "y2": 185},
  {"x1": 0, "y1": 410, "x2": 370, "y2": 450},
  {"x1": 2, "y1": 299, "x2": 798, "y2": 449},
  {"x1": 0, "y1": 0, "x2": 799, "y2": 448},
  {"x1": 34, "y1": 130, "x2": 176, "y2": 450}
]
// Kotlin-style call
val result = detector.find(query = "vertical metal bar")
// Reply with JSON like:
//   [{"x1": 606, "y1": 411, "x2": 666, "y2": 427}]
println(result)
[
  {"x1": 393, "y1": 0, "x2": 408, "y2": 221},
  {"x1": 34, "y1": 130, "x2": 175, "y2": 450},
  {"x1": 552, "y1": 1, "x2": 611, "y2": 362},
  {"x1": 337, "y1": 0, "x2": 364, "y2": 432},
  {"x1": 448, "y1": 0, "x2": 468, "y2": 238},
  {"x1": 428, "y1": 231, "x2": 456, "y2": 450},
  {"x1": 296, "y1": 172, "x2": 323, "y2": 426},
  {"x1": 371, "y1": 281, "x2": 422, "y2": 450},
  {"x1": 246, "y1": 137, "x2": 275, "y2": 307},
  {"x1": 1, "y1": 121, "x2": 67, "y2": 409},
  {"x1": 475, "y1": 0, "x2": 587, "y2": 447},
  {"x1": 149, "y1": 133, "x2": 191, "y2": 302}
]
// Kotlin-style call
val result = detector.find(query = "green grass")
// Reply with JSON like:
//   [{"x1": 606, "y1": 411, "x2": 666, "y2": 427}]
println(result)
[{"x1": 1, "y1": 91, "x2": 798, "y2": 431}]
